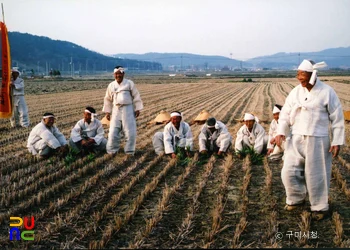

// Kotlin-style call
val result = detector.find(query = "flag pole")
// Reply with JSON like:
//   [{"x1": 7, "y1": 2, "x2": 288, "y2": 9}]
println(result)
[{"x1": 1, "y1": 3, "x2": 5, "y2": 23}]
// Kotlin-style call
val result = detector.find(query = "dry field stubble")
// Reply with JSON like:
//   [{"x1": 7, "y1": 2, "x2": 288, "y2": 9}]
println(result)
[{"x1": 0, "y1": 76, "x2": 349, "y2": 249}]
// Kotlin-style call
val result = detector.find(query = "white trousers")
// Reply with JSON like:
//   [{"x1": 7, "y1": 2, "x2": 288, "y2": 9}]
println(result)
[
  {"x1": 281, "y1": 135, "x2": 331, "y2": 211},
  {"x1": 30, "y1": 139, "x2": 54, "y2": 156},
  {"x1": 152, "y1": 132, "x2": 186, "y2": 155},
  {"x1": 10, "y1": 96, "x2": 30, "y2": 128},
  {"x1": 107, "y1": 105, "x2": 136, "y2": 155},
  {"x1": 69, "y1": 138, "x2": 107, "y2": 154},
  {"x1": 200, "y1": 135, "x2": 232, "y2": 153},
  {"x1": 241, "y1": 134, "x2": 268, "y2": 154}
]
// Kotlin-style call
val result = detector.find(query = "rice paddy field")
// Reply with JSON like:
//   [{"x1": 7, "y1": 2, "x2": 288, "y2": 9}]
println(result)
[{"x1": 0, "y1": 75, "x2": 349, "y2": 249}]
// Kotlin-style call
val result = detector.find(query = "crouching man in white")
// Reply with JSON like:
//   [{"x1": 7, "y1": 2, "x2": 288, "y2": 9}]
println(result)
[
  {"x1": 275, "y1": 59, "x2": 345, "y2": 221},
  {"x1": 267, "y1": 104, "x2": 285, "y2": 161},
  {"x1": 69, "y1": 107, "x2": 107, "y2": 155},
  {"x1": 235, "y1": 113, "x2": 267, "y2": 157},
  {"x1": 27, "y1": 113, "x2": 68, "y2": 159},
  {"x1": 199, "y1": 117, "x2": 232, "y2": 157},
  {"x1": 153, "y1": 111, "x2": 193, "y2": 158}
]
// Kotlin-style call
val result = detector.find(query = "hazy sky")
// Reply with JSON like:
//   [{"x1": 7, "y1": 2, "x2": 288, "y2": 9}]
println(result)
[{"x1": 2, "y1": 0, "x2": 350, "y2": 60}]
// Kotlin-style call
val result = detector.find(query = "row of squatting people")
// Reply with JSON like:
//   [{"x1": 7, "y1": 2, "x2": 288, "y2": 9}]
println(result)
[
  {"x1": 27, "y1": 107, "x2": 107, "y2": 159},
  {"x1": 152, "y1": 109, "x2": 284, "y2": 159},
  {"x1": 152, "y1": 111, "x2": 233, "y2": 158}
]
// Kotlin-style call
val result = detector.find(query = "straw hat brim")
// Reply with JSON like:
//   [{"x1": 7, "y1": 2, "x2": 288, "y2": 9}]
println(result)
[
  {"x1": 101, "y1": 116, "x2": 110, "y2": 126},
  {"x1": 194, "y1": 110, "x2": 211, "y2": 121}
]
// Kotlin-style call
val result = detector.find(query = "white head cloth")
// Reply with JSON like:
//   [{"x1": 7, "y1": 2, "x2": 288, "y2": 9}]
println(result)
[
  {"x1": 244, "y1": 113, "x2": 259, "y2": 123},
  {"x1": 297, "y1": 59, "x2": 328, "y2": 85},
  {"x1": 85, "y1": 109, "x2": 97, "y2": 121},
  {"x1": 244, "y1": 113, "x2": 255, "y2": 121},
  {"x1": 43, "y1": 115, "x2": 55, "y2": 119},
  {"x1": 12, "y1": 69, "x2": 20, "y2": 75},
  {"x1": 273, "y1": 106, "x2": 281, "y2": 114},
  {"x1": 170, "y1": 112, "x2": 182, "y2": 117},
  {"x1": 114, "y1": 67, "x2": 124, "y2": 73}
]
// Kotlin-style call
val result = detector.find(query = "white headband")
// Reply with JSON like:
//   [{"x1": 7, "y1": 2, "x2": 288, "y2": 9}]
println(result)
[
  {"x1": 273, "y1": 106, "x2": 281, "y2": 114},
  {"x1": 298, "y1": 60, "x2": 327, "y2": 85},
  {"x1": 85, "y1": 109, "x2": 96, "y2": 115},
  {"x1": 170, "y1": 112, "x2": 182, "y2": 117},
  {"x1": 244, "y1": 113, "x2": 259, "y2": 123},
  {"x1": 244, "y1": 113, "x2": 255, "y2": 121},
  {"x1": 114, "y1": 67, "x2": 124, "y2": 73},
  {"x1": 43, "y1": 115, "x2": 55, "y2": 119}
]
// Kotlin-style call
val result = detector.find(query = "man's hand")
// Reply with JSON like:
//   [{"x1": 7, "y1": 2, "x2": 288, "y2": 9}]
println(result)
[
  {"x1": 200, "y1": 150, "x2": 208, "y2": 155},
  {"x1": 57, "y1": 145, "x2": 69, "y2": 157},
  {"x1": 329, "y1": 145, "x2": 340, "y2": 158},
  {"x1": 105, "y1": 113, "x2": 111, "y2": 121},
  {"x1": 171, "y1": 153, "x2": 177, "y2": 159},
  {"x1": 236, "y1": 153, "x2": 243, "y2": 159},
  {"x1": 267, "y1": 148, "x2": 274, "y2": 156},
  {"x1": 81, "y1": 139, "x2": 90, "y2": 147},
  {"x1": 135, "y1": 110, "x2": 140, "y2": 118},
  {"x1": 270, "y1": 138, "x2": 276, "y2": 145},
  {"x1": 88, "y1": 138, "x2": 95, "y2": 145},
  {"x1": 275, "y1": 135, "x2": 285, "y2": 147}
]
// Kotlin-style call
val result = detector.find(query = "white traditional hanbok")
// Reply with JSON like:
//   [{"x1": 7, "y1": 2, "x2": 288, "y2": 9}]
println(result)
[
  {"x1": 103, "y1": 77, "x2": 143, "y2": 155},
  {"x1": 27, "y1": 121, "x2": 67, "y2": 156},
  {"x1": 153, "y1": 121, "x2": 193, "y2": 155},
  {"x1": 69, "y1": 118, "x2": 107, "y2": 153},
  {"x1": 277, "y1": 77, "x2": 345, "y2": 212},
  {"x1": 10, "y1": 77, "x2": 30, "y2": 128},
  {"x1": 235, "y1": 122, "x2": 267, "y2": 154},
  {"x1": 199, "y1": 120, "x2": 232, "y2": 153}
]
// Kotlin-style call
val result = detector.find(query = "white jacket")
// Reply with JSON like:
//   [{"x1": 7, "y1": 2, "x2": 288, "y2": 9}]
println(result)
[
  {"x1": 277, "y1": 79, "x2": 345, "y2": 146},
  {"x1": 102, "y1": 79, "x2": 143, "y2": 113},
  {"x1": 70, "y1": 118, "x2": 105, "y2": 145},
  {"x1": 267, "y1": 119, "x2": 278, "y2": 149},
  {"x1": 164, "y1": 121, "x2": 193, "y2": 154},
  {"x1": 12, "y1": 77, "x2": 25, "y2": 96},
  {"x1": 235, "y1": 122, "x2": 266, "y2": 154},
  {"x1": 27, "y1": 121, "x2": 67, "y2": 154},
  {"x1": 199, "y1": 120, "x2": 232, "y2": 152}
]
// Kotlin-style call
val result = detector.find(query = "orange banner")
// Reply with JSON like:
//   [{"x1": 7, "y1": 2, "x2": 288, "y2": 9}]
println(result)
[{"x1": 0, "y1": 21, "x2": 12, "y2": 118}]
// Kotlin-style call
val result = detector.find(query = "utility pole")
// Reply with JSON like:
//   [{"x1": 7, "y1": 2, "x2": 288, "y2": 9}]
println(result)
[
  {"x1": 70, "y1": 56, "x2": 73, "y2": 77},
  {"x1": 180, "y1": 55, "x2": 183, "y2": 72}
]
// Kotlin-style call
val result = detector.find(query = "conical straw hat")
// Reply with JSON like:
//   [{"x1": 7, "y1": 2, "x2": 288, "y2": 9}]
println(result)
[
  {"x1": 344, "y1": 110, "x2": 350, "y2": 121},
  {"x1": 154, "y1": 110, "x2": 171, "y2": 123},
  {"x1": 194, "y1": 110, "x2": 211, "y2": 121},
  {"x1": 101, "y1": 116, "x2": 110, "y2": 126}
]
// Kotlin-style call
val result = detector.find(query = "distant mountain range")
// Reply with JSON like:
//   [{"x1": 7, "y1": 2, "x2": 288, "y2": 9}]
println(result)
[
  {"x1": 8, "y1": 32, "x2": 162, "y2": 75},
  {"x1": 113, "y1": 52, "x2": 244, "y2": 70},
  {"x1": 246, "y1": 47, "x2": 350, "y2": 69},
  {"x1": 6, "y1": 32, "x2": 350, "y2": 75},
  {"x1": 114, "y1": 47, "x2": 350, "y2": 70}
]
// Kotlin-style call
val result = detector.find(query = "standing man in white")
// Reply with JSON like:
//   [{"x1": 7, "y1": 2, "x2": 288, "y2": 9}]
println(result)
[
  {"x1": 10, "y1": 69, "x2": 30, "y2": 128},
  {"x1": 275, "y1": 59, "x2": 345, "y2": 220},
  {"x1": 103, "y1": 66, "x2": 143, "y2": 156}
]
